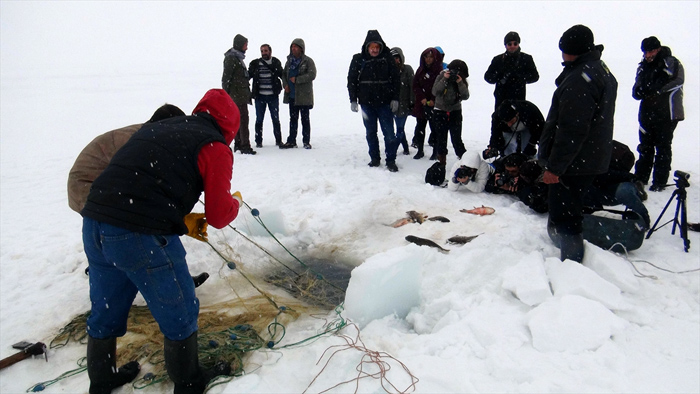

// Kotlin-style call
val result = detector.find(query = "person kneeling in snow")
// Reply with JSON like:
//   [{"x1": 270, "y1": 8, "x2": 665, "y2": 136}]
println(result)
[{"x1": 447, "y1": 151, "x2": 494, "y2": 193}]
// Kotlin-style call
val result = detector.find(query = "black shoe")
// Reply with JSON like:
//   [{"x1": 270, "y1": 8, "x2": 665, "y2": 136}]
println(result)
[
  {"x1": 303, "y1": 143, "x2": 312, "y2": 149},
  {"x1": 87, "y1": 336, "x2": 140, "y2": 394},
  {"x1": 429, "y1": 151, "x2": 437, "y2": 161},
  {"x1": 275, "y1": 141, "x2": 283, "y2": 146},
  {"x1": 403, "y1": 148, "x2": 410, "y2": 155},
  {"x1": 368, "y1": 159, "x2": 381, "y2": 167},
  {"x1": 255, "y1": 143, "x2": 263, "y2": 148},
  {"x1": 386, "y1": 161, "x2": 399, "y2": 172},
  {"x1": 192, "y1": 272, "x2": 209, "y2": 288},
  {"x1": 634, "y1": 181, "x2": 648, "y2": 201},
  {"x1": 413, "y1": 151, "x2": 424, "y2": 160},
  {"x1": 649, "y1": 184, "x2": 666, "y2": 192},
  {"x1": 280, "y1": 142, "x2": 297, "y2": 149}
]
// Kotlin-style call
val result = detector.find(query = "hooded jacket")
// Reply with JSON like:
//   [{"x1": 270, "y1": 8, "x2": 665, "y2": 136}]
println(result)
[
  {"x1": 448, "y1": 151, "x2": 494, "y2": 193},
  {"x1": 432, "y1": 60, "x2": 470, "y2": 113},
  {"x1": 538, "y1": 47, "x2": 618, "y2": 177},
  {"x1": 81, "y1": 89, "x2": 241, "y2": 234},
  {"x1": 347, "y1": 30, "x2": 400, "y2": 107},
  {"x1": 391, "y1": 47, "x2": 415, "y2": 117},
  {"x1": 632, "y1": 46, "x2": 684, "y2": 122},
  {"x1": 412, "y1": 47, "x2": 444, "y2": 118},
  {"x1": 283, "y1": 38, "x2": 317, "y2": 107},
  {"x1": 222, "y1": 35, "x2": 252, "y2": 105}
]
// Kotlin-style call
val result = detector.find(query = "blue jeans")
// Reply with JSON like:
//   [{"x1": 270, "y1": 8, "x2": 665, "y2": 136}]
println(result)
[
  {"x1": 254, "y1": 95, "x2": 282, "y2": 145},
  {"x1": 83, "y1": 217, "x2": 199, "y2": 340},
  {"x1": 394, "y1": 115, "x2": 409, "y2": 151},
  {"x1": 287, "y1": 98, "x2": 311, "y2": 145},
  {"x1": 362, "y1": 104, "x2": 398, "y2": 162},
  {"x1": 583, "y1": 182, "x2": 651, "y2": 227}
]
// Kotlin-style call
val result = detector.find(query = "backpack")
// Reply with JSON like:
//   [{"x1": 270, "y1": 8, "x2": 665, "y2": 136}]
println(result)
[{"x1": 425, "y1": 162, "x2": 445, "y2": 186}]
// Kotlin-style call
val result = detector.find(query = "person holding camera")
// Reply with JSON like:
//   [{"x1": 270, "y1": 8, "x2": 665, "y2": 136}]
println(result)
[
  {"x1": 447, "y1": 151, "x2": 494, "y2": 193},
  {"x1": 431, "y1": 59, "x2": 470, "y2": 165},
  {"x1": 484, "y1": 99, "x2": 544, "y2": 159},
  {"x1": 632, "y1": 36, "x2": 685, "y2": 192},
  {"x1": 484, "y1": 31, "x2": 539, "y2": 111},
  {"x1": 485, "y1": 153, "x2": 528, "y2": 195}
]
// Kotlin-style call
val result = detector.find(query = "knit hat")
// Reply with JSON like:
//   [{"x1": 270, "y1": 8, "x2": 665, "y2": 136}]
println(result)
[
  {"x1": 504, "y1": 31, "x2": 520, "y2": 45},
  {"x1": 192, "y1": 89, "x2": 241, "y2": 145},
  {"x1": 447, "y1": 59, "x2": 469, "y2": 79},
  {"x1": 641, "y1": 36, "x2": 661, "y2": 52},
  {"x1": 147, "y1": 104, "x2": 185, "y2": 123},
  {"x1": 558, "y1": 24, "x2": 594, "y2": 55},
  {"x1": 496, "y1": 100, "x2": 518, "y2": 122},
  {"x1": 233, "y1": 34, "x2": 248, "y2": 51}
]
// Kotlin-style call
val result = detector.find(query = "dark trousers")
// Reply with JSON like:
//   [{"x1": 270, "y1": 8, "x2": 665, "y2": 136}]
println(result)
[
  {"x1": 634, "y1": 119, "x2": 678, "y2": 186},
  {"x1": 362, "y1": 103, "x2": 398, "y2": 163},
  {"x1": 287, "y1": 98, "x2": 311, "y2": 145},
  {"x1": 548, "y1": 174, "x2": 596, "y2": 262},
  {"x1": 433, "y1": 110, "x2": 467, "y2": 159},
  {"x1": 254, "y1": 95, "x2": 282, "y2": 145},
  {"x1": 394, "y1": 115, "x2": 409, "y2": 152},
  {"x1": 234, "y1": 101, "x2": 251, "y2": 151},
  {"x1": 412, "y1": 106, "x2": 436, "y2": 152}
]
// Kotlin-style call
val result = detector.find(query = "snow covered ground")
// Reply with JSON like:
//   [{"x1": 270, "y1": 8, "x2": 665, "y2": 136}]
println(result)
[{"x1": 1, "y1": 1, "x2": 699, "y2": 393}]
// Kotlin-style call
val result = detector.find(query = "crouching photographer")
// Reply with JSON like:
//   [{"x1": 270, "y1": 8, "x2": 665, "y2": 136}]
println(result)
[{"x1": 485, "y1": 153, "x2": 528, "y2": 194}]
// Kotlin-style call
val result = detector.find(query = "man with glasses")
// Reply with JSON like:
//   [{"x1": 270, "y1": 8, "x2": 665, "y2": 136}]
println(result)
[{"x1": 484, "y1": 31, "x2": 539, "y2": 110}]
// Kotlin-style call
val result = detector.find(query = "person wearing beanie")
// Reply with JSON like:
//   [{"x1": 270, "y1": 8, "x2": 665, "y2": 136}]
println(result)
[
  {"x1": 484, "y1": 99, "x2": 544, "y2": 159},
  {"x1": 484, "y1": 31, "x2": 539, "y2": 110},
  {"x1": 281, "y1": 38, "x2": 317, "y2": 149},
  {"x1": 347, "y1": 30, "x2": 401, "y2": 172},
  {"x1": 390, "y1": 47, "x2": 415, "y2": 155},
  {"x1": 431, "y1": 59, "x2": 470, "y2": 165},
  {"x1": 222, "y1": 34, "x2": 256, "y2": 154},
  {"x1": 80, "y1": 89, "x2": 242, "y2": 393},
  {"x1": 249, "y1": 44, "x2": 284, "y2": 148},
  {"x1": 632, "y1": 36, "x2": 685, "y2": 192},
  {"x1": 538, "y1": 24, "x2": 618, "y2": 263}
]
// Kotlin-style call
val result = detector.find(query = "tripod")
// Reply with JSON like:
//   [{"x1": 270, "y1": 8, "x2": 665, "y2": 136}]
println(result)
[{"x1": 646, "y1": 179, "x2": 690, "y2": 252}]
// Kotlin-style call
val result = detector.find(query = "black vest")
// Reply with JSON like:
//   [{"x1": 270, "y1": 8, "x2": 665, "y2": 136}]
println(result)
[{"x1": 81, "y1": 114, "x2": 227, "y2": 235}]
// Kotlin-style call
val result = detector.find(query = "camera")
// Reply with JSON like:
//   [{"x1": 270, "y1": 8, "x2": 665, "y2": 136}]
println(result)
[
  {"x1": 495, "y1": 173, "x2": 517, "y2": 187},
  {"x1": 482, "y1": 147, "x2": 501, "y2": 160},
  {"x1": 674, "y1": 170, "x2": 690, "y2": 188},
  {"x1": 447, "y1": 70, "x2": 459, "y2": 82},
  {"x1": 455, "y1": 166, "x2": 476, "y2": 179}
]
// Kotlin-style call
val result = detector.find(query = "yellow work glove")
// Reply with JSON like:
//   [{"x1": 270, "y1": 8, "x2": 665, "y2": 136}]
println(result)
[
  {"x1": 183, "y1": 213, "x2": 208, "y2": 242},
  {"x1": 232, "y1": 191, "x2": 243, "y2": 206}
]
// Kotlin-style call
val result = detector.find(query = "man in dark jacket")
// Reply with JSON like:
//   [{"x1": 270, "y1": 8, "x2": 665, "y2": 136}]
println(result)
[
  {"x1": 538, "y1": 25, "x2": 618, "y2": 263},
  {"x1": 222, "y1": 34, "x2": 256, "y2": 154},
  {"x1": 347, "y1": 30, "x2": 401, "y2": 172},
  {"x1": 485, "y1": 99, "x2": 544, "y2": 159},
  {"x1": 81, "y1": 89, "x2": 242, "y2": 394},
  {"x1": 484, "y1": 31, "x2": 539, "y2": 110},
  {"x1": 632, "y1": 36, "x2": 685, "y2": 192},
  {"x1": 249, "y1": 44, "x2": 284, "y2": 147}
]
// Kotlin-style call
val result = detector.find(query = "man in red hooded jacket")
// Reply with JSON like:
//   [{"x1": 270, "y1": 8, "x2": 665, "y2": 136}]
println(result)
[{"x1": 80, "y1": 89, "x2": 241, "y2": 394}]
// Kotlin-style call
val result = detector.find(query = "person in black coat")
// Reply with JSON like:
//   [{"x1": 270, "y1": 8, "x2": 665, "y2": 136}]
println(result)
[
  {"x1": 538, "y1": 25, "x2": 618, "y2": 263},
  {"x1": 632, "y1": 36, "x2": 685, "y2": 192},
  {"x1": 485, "y1": 99, "x2": 544, "y2": 159},
  {"x1": 484, "y1": 31, "x2": 539, "y2": 110},
  {"x1": 348, "y1": 30, "x2": 401, "y2": 172},
  {"x1": 249, "y1": 44, "x2": 284, "y2": 147}
]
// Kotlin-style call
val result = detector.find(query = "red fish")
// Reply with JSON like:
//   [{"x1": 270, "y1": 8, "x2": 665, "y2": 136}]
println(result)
[{"x1": 460, "y1": 206, "x2": 495, "y2": 216}]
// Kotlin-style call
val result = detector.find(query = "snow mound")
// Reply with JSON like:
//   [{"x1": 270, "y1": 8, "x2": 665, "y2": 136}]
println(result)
[{"x1": 501, "y1": 251, "x2": 553, "y2": 306}]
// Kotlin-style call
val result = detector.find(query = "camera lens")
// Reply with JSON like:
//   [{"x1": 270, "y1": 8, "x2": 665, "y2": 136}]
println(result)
[{"x1": 674, "y1": 170, "x2": 690, "y2": 181}]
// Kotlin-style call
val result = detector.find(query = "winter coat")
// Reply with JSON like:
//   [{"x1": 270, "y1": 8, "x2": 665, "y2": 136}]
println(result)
[
  {"x1": 447, "y1": 151, "x2": 494, "y2": 193},
  {"x1": 489, "y1": 100, "x2": 544, "y2": 152},
  {"x1": 283, "y1": 38, "x2": 317, "y2": 107},
  {"x1": 67, "y1": 124, "x2": 141, "y2": 213},
  {"x1": 538, "y1": 47, "x2": 618, "y2": 177},
  {"x1": 484, "y1": 49, "x2": 539, "y2": 104},
  {"x1": 632, "y1": 46, "x2": 684, "y2": 122},
  {"x1": 432, "y1": 70, "x2": 470, "y2": 113},
  {"x1": 412, "y1": 48, "x2": 444, "y2": 118},
  {"x1": 392, "y1": 47, "x2": 415, "y2": 117},
  {"x1": 222, "y1": 48, "x2": 251, "y2": 105},
  {"x1": 347, "y1": 30, "x2": 400, "y2": 107},
  {"x1": 249, "y1": 56, "x2": 284, "y2": 98}
]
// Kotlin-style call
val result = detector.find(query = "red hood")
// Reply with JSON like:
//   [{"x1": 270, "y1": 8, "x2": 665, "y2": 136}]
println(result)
[{"x1": 192, "y1": 89, "x2": 240, "y2": 145}]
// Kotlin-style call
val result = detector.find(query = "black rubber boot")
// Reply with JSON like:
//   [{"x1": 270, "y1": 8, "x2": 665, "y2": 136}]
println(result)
[
  {"x1": 164, "y1": 331, "x2": 231, "y2": 394},
  {"x1": 559, "y1": 232, "x2": 585, "y2": 263},
  {"x1": 87, "y1": 336, "x2": 140, "y2": 394}
]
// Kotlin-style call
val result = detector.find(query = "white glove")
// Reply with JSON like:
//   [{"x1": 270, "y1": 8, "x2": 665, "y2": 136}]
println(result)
[
  {"x1": 390, "y1": 100, "x2": 399, "y2": 113},
  {"x1": 351, "y1": 102, "x2": 359, "y2": 112}
]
